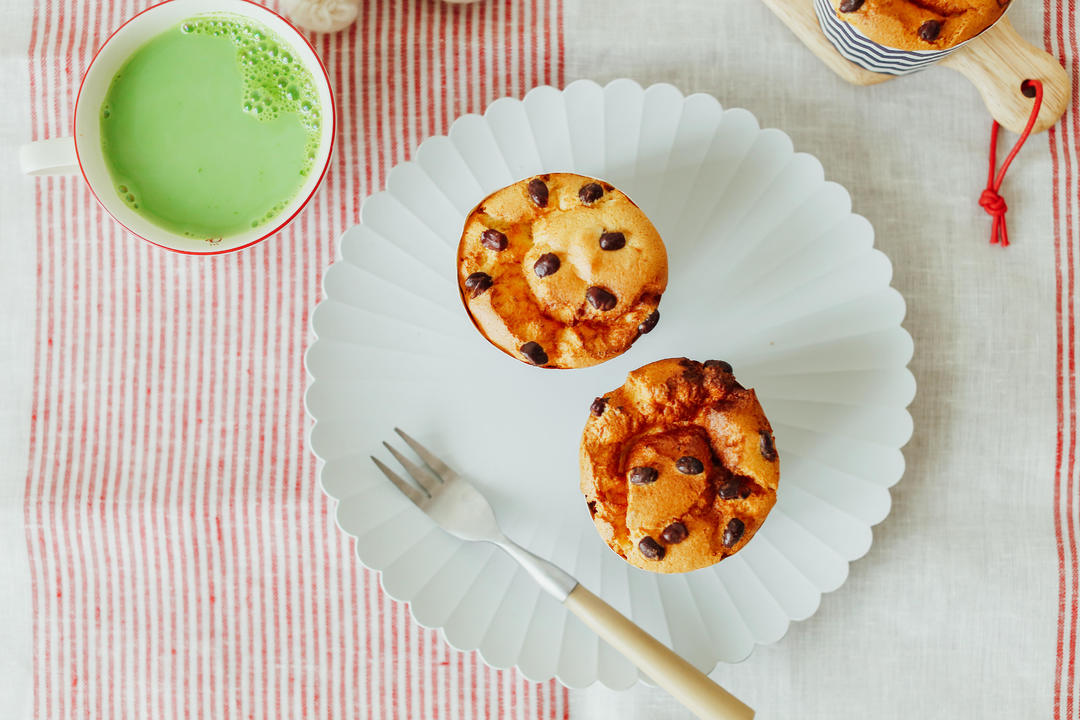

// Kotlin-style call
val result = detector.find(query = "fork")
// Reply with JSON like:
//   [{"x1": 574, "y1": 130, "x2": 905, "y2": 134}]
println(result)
[{"x1": 372, "y1": 428, "x2": 755, "y2": 720}]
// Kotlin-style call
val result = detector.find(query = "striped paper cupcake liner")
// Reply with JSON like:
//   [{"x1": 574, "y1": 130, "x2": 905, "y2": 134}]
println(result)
[{"x1": 814, "y1": 0, "x2": 966, "y2": 75}]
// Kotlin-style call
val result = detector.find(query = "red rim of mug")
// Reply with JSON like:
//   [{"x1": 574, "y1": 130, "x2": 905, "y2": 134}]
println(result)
[{"x1": 72, "y1": 0, "x2": 337, "y2": 256}]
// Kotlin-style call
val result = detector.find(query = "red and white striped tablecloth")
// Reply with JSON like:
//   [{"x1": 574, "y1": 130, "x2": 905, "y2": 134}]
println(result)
[
  {"x1": 1047, "y1": 2, "x2": 1080, "y2": 714},
  {"x1": 18, "y1": 1, "x2": 566, "y2": 718},
  {"x1": 3, "y1": 0, "x2": 1080, "y2": 718}
]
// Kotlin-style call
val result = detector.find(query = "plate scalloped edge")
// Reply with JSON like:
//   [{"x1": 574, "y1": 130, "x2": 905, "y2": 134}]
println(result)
[{"x1": 304, "y1": 78, "x2": 916, "y2": 689}]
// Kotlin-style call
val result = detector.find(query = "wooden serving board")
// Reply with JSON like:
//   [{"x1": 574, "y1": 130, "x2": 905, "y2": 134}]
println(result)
[{"x1": 760, "y1": 0, "x2": 1070, "y2": 134}]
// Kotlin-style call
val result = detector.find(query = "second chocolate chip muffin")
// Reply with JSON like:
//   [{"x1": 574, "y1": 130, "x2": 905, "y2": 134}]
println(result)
[
  {"x1": 831, "y1": 0, "x2": 1008, "y2": 50},
  {"x1": 581, "y1": 358, "x2": 779, "y2": 573},
  {"x1": 457, "y1": 173, "x2": 668, "y2": 369}
]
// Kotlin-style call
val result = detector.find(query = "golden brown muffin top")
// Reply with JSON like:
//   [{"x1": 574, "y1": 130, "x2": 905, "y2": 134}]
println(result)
[
  {"x1": 580, "y1": 358, "x2": 779, "y2": 573},
  {"x1": 457, "y1": 173, "x2": 668, "y2": 369},
  {"x1": 831, "y1": 0, "x2": 1009, "y2": 51}
]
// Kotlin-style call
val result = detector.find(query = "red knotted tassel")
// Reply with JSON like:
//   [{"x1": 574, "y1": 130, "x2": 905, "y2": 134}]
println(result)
[{"x1": 981, "y1": 79, "x2": 1044, "y2": 247}]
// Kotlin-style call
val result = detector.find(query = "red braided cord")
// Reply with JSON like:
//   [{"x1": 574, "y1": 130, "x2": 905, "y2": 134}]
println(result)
[{"x1": 981, "y1": 79, "x2": 1044, "y2": 247}]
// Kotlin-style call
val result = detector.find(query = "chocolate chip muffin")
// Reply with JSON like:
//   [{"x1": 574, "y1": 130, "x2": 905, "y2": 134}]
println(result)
[
  {"x1": 457, "y1": 173, "x2": 668, "y2": 369},
  {"x1": 831, "y1": 0, "x2": 1008, "y2": 50},
  {"x1": 580, "y1": 358, "x2": 779, "y2": 574}
]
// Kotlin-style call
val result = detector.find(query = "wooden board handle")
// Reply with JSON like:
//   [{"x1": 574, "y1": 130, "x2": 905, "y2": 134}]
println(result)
[
  {"x1": 941, "y1": 17, "x2": 1070, "y2": 134},
  {"x1": 564, "y1": 585, "x2": 754, "y2": 720}
]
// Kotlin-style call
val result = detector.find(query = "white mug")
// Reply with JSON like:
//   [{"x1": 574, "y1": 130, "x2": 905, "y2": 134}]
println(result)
[{"x1": 19, "y1": 0, "x2": 336, "y2": 255}]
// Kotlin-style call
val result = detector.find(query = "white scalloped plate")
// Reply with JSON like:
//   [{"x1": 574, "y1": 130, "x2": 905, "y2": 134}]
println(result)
[{"x1": 305, "y1": 79, "x2": 915, "y2": 689}]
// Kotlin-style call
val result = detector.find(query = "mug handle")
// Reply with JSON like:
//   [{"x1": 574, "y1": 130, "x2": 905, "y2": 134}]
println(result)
[{"x1": 20, "y1": 137, "x2": 79, "y2": 176}]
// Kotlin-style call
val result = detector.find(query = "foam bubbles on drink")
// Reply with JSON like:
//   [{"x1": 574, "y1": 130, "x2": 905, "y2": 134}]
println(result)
[
  {"x1": 116, "y1": 182, "x2": 140, "y2": 210},
  {"x1": 105, "y1": 16, "x2": 325, "y2": 236},
  {"x1": 180, "y1": 16, "x2": 322, "y2": 175}
]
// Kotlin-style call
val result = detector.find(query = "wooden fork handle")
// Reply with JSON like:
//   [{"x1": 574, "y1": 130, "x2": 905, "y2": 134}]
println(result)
[{"x1": 563, "y1": 585, "x2": 754, "y2": 720}]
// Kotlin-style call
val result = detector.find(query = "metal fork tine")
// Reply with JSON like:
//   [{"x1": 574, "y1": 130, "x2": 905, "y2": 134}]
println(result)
[
  {"x1": 394, "y1": 427, "x2": 455, "y2": 481},
  {"x1": 371, "y1": 456, "x2": 427, "y2": 506},
  {"x1": 382, "y1": 441, "x2": 442, "y2": 494}
]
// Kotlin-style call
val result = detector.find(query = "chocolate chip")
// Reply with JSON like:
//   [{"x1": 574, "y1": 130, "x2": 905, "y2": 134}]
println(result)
[
  {"x1": 520, "y1": 341, "x2": 548, "y2": 366},
  {"x1": 661, "y1": 522, "x2": 688, "y2": 544},
  {"x1": 717, "y1": 476, "x2": 742, "y2": 500},
  {"x1": 481, "y1": 228, "x2": 508, "y2": 251},
  {"x1": 722, "y1": 518, "x2": 745, "y2": 548},
  {"x1": 586, "y1": 286, "x2": 617, "y2": 311},
  {"x1": 464, "y1": 271, "x2": 493, "y2": 298},
  {"x1": 629, "y1": 466, "x2": 658, "y2": 485},
  {"x1": 638, "y1": 310, "x2": 659, "y2": 335},
  {"x1": 678, "y1": 359, "x2": 704, "y2": 382},
  {"x1": 676, "y1": 456, "x2": 704, "y2": 475},
  {"x1": 590, "y1": 397, "x2": 608, "y2": 416},
  {"x1": 638, "y1": 536, "x2": 665, "y2": 560},
  {"x1": 918, "y1": 19, "x2": 942, "y2": 42},
  {"x1": 760, "y1": 431, "x2": 777, "y2": 461},
  {"x1": 579, "y1": 182, "x2": 603, "y2": 204},
  {"x1": 527, "y1": 178, "x2": 548, "y2": 208},
  {"x1": 533, "y1": 253, "x2": 560, "y2": 277},
  {"x1": 838, "y1": 0, "x2": 863, "y2": 11},
  {"x1": 599, "y1": 232, "x2": 626, "y2": 251},
  {"x1": 587, "y1": 500, "x2": 597, "y2": 517},
  {"x1": 704, "y1": 360, "x2": 733, "y2": 373}
]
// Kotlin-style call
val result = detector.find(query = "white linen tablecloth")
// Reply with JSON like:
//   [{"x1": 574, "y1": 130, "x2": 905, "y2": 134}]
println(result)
[{"x1": 0, "y1": 1, "x2": 1073, "y2": 718}]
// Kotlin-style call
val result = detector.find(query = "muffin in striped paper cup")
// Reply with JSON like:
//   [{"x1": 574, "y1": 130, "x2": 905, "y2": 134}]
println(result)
[{"x1": 814, "y1": 0, "x2": 1011, "y2": 75}]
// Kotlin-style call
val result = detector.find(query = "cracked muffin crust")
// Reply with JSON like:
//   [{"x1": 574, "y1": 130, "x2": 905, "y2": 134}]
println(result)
[
  {"x1": 457, "y1": 173, "x2": 668, "y2": 369},
  {"x1": 580, "y1": 358, "x2": 779, "y2": 574},
  {"x1": 830, "y1": 0, "x2": 1009, "y2": 51}
]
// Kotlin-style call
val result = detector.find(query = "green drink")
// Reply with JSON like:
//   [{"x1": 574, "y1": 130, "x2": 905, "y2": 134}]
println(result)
[{"x1": 100, "y1": 16, "x2": 322, "y2": 240}]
